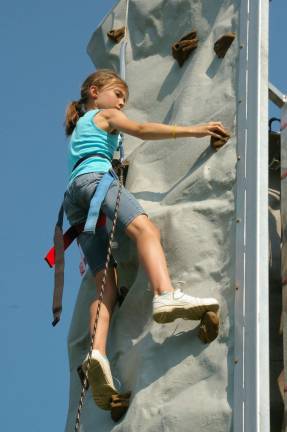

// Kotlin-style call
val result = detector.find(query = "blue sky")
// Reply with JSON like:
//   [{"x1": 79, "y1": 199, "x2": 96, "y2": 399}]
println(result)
[{"x1": 1, "y1": 1, "x2": 286, "y2": 431}]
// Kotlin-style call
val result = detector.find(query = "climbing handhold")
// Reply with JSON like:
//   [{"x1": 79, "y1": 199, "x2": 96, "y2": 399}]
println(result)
[
  {"x1": 111, "y1": 392, "x2": 131, "y2": 421},
  {"x1": 214, "y1": 32, "x2": 236, "y2": 58},
  {"x1": 198, "y1": 311, "x2": 219, "y2": 343},
  {"x1": 210, "y1": 129, "x2": 231, "y2": 151},
  {"x1": 172, "y1": 31, "x2": 198, "y2": 67},
  {"x1": 107, "y1": 27, "x2": 126, "y2": 44}
]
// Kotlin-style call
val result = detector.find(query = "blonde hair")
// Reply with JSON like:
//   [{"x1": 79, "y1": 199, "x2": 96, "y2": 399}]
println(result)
[{"x1": 65, "y1": 69, "x2": 129, "y2": 136}]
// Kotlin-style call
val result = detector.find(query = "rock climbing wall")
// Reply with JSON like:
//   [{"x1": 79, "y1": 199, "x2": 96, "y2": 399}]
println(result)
[{"x1": 65, "y1": 0, "x2": 239, "y2": 430}]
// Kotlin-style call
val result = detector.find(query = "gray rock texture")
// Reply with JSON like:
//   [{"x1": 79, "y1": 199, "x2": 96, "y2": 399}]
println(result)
[{"x1": 65, "y1": 0, "x2": 240, "y2": 430}]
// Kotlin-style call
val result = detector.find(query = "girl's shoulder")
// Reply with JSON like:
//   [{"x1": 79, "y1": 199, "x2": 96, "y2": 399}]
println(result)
[{"x1": 83, "y1": 108, "x2": 101, "y2": 119}]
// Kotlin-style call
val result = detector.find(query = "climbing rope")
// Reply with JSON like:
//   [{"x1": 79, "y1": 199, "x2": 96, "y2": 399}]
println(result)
[
  {"x1": 74, "y1": 1, "x2": 130, "y2": 429},
  {"x1": 120, "y1": 0, "x2": 129, "y2": 79},
  {"x1": 75, "y1": 170, "x2": 123, "y2": 431}
]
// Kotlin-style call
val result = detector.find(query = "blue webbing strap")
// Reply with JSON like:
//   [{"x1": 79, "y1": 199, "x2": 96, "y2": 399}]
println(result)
[{"x1": 84, "y1": 170, "x2": 117, "y2": 234}]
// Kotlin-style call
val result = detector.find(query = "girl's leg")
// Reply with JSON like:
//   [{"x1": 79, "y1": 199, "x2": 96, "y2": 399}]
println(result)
[
  {"x1": 90, "y1": 266, "x2": 118, "y2": 356},
  {"x1": 87, "y1": 266, "x2": 120, "y2": 409},
  {"x1": 126, "y1": 215, "x2": 174, "y2": 295},
  {"x1": 125, "y1": 214, "x2": 219, "y2": 324}
]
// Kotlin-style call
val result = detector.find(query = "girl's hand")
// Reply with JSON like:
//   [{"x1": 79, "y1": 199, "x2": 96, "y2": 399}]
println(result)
[{"x1": 191, "y1": 122, "x2": 229, "y2": 139}]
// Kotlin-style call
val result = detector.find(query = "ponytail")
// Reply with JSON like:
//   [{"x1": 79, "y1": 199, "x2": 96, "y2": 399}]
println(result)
[
  {"x1": 65, "y1": 100, "x2": 85, "y2": 136},
  {"x1": 65, "y1": 69, "x2": 129, "y2": 136}
]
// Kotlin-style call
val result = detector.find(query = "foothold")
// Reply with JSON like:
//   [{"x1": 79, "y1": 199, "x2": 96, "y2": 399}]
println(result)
[
  {"x1": 172, "y1": 31, "x2": 198, "y2": 67},
  {"x1": 107, "y1": 27, "x2": 126, "y2": 44},
  {"x1": 78, "y1": 362, "x2": 131, "y2": 419},
  {"x1": 210, "y1": 130, "x2": 231, "y2": 151},
  {"x1": 110, "y1": 392, "x2": 131, "y2": 422},
  {"x1": 198, "y1": 311, "x2": 219, "y2": 344},
  {"x1": 214, "y1": 32, "x2": 236, "y2": 58}
]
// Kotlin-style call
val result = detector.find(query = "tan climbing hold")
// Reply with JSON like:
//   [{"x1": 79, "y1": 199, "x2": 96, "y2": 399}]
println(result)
[
  {"x1": 107, "y1": 27, "x2": 126, "y2": 44},
  {"x1": 214, "y1": 32, "x2": 236, "y2": 58},
  {"x1": 110, "y1": 392, "x2": 131, "y2": 422},
  {"x1": 172, "y1": 31, "x2": 198, "y2": 67},
  {"x1": 210, "y1": 130, "x2": 231, "y2": 151},
  {"x1": 198, "y1": 311, "x2": 219, "y2": 343}
]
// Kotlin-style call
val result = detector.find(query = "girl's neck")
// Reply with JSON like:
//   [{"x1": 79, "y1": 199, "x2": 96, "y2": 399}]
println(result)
[{"x1": 85, "y1": 101, "x2": 98, "y2": 111}]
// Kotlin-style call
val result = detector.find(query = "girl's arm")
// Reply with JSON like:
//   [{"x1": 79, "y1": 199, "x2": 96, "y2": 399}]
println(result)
[{"x1": 101, "y1": 109, "x2": 229, "y2": 140}]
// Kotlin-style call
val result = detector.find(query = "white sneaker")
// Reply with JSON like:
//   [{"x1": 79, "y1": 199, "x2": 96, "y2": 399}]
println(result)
[
  {"x1": 82, "y1": 350, "x2": 118, "y2": 410},
  {"x1": 153, "y1": 289, "x2": 219, "y2": 323}
]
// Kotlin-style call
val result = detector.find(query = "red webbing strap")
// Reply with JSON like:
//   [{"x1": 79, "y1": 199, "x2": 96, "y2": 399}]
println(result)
[
  {"x1": 48, "y1": 210, "x2": 107, "y2": 327},
  {"x1": 45, "y1": 214, "x2": 107, "y2": 268},
  {"x1": 45, "y1": 224, "x2": 84, "y2": 268},
  {"x1": 52, "y1": 224, "x2": 65, "y2": 326},
  {"x1": 52, "y1": 205, "x2": 65, "y2": 326}
]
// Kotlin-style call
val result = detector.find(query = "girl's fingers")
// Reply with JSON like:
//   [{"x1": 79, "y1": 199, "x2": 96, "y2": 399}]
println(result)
[
  {"x1": 211, "y1": 125, "x2": 229, "y2": 136},
  {"x1": 210, "y1": 132, "x2": 224, "y2": 139}
]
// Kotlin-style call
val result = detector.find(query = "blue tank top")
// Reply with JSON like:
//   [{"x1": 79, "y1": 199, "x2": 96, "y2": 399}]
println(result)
[{"x1": 68, "y1": 109, "x2": 120, "y2": 184}]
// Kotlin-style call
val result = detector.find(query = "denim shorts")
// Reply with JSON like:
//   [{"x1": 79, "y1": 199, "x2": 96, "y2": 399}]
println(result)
[{"x1": 63, "y1": 172, "x2": 147, "y2": 275}]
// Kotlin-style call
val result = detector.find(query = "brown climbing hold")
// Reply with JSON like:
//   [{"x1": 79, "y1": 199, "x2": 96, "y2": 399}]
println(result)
[
  {"x1": 198, "y1": 311, "x2": 220, "y2": 343},
  {"x1": 210, "y1": 129, "x2": 231, "y2": 151},
  {"x1": 110, "y1": 392, "x2": 131, "y2": 422},
  {"x1": 107, "y1": 27, "x2": 126, "y2": 44},
  {"x1": 112, "y1": 159, "x2": 129, "y2": 185},
  {"x1": 172, "y1": 31, "x2": 198, "y2": 67},
  {"x1": 214, "y1": 32, "x2": 236, "y2": 58}
]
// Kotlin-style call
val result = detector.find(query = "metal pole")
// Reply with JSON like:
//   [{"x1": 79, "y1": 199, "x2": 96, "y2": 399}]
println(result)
[{"x1": 234, "y1": 0, "x2": 270, "y2": 430}]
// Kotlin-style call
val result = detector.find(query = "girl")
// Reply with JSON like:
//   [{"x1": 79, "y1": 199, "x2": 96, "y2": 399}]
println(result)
[{"x1": 63, "y1": 69, "x2": 227, "y2": 410}]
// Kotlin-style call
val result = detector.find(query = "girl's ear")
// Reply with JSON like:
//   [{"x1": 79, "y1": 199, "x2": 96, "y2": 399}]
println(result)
[{"x1": 89, "y1": 85, "x2": 98, "y2": 99}]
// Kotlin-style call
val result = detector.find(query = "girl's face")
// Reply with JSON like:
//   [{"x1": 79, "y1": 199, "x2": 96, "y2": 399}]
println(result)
[{"x1": 90, "y1": 84, "x2": 127, "y2": 110}]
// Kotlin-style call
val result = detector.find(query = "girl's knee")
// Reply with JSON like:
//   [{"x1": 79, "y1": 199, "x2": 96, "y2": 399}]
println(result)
[
  {"x1": 127, "y1": 215, "x2": 160, "y2": 240},
  {"x1": 148, "y1": 221, "x2": 160, "y2": 239}
]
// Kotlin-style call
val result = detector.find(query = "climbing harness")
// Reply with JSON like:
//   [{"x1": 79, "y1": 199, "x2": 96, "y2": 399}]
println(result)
[{"x1": 46, "y1": 152, "x2": 113, "y2": 326}]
